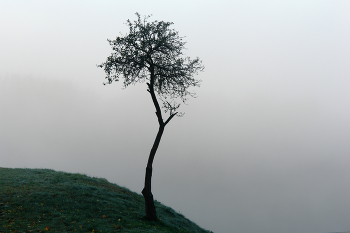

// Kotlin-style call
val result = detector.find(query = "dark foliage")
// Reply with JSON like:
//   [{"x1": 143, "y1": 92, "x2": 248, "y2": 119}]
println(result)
[{"x1": 99, "y1": 13, "x2": 204, "y2": 115}]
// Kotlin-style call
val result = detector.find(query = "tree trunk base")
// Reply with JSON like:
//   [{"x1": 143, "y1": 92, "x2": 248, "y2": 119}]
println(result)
[{"x1": 142, "y1": 188, "x2": 157, "y2": 221}]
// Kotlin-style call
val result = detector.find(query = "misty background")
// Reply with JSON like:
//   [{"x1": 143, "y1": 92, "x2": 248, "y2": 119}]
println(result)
[{"x1": 1, "y1": 1, "x2": 350, "y2": 233}]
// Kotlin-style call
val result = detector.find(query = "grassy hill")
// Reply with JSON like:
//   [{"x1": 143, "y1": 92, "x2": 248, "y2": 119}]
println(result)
[{"x1": 0, "y1": 167, "x2": 212, "y2": 233}]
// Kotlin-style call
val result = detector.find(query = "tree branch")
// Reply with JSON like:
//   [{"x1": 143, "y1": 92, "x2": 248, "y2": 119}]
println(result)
[
  {"x1": 147, "y1": 82, "x2": 164, "y2": 125},
  {"x1": 164, "y1": 112, "x2": 177, "y2": 126}
]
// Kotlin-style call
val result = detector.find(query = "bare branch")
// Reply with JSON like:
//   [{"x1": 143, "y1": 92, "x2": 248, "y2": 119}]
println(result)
[{"x1": 164, "y1": 112, "x2": 178, "y2": 126}]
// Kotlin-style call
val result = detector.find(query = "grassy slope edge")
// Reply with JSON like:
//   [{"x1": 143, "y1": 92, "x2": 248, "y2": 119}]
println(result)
[{"x1": 0, "y1": 167, "x2": 213, "y2": 233}]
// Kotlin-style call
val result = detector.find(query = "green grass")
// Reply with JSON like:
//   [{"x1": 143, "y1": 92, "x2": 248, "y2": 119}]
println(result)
[{"x1": 0, "y1": 167, "x2": 212, "y2": 233}]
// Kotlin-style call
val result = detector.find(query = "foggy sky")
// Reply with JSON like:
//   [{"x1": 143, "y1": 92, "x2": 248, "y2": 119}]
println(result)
[{"x1": 1, "y1": 1, "x2": 350, "y2": 233}]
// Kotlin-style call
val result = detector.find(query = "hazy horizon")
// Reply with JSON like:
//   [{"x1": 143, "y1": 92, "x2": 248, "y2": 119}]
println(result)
[{"x1": 1, "y1": 1, "x2": 350, "y2": 233}]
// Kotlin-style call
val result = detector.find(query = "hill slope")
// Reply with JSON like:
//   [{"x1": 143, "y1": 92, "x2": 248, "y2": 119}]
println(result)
[{"x1": 0, "y1": 167, "x2": 212, "y2": 233}]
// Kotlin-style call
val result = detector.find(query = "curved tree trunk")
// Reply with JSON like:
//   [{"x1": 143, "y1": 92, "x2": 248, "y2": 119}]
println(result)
[
  {"x1": 142, "y1": 74, "x2": 177, "y2": 221},
  {"x1": 142, "y1": 125, "x2": 165, "y2": 221}
]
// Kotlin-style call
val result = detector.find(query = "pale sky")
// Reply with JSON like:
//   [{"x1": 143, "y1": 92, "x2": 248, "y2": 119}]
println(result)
[{"x1": 1, "y1": 1, "x2": 350, "y2": 233}]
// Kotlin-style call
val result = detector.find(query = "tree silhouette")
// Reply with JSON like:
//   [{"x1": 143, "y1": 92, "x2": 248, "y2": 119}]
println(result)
[{"x1": 99, "y1": 13, "x2": 204, "y2": 221}]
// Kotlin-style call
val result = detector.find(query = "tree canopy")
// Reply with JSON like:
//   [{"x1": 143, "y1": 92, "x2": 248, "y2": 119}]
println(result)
[{"x1": 99, "y1": 13, "x2": 204, "y2": 116}]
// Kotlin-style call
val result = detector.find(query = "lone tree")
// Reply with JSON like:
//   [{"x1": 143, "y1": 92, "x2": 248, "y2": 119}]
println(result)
[{"x1": 99, "y1": 13, "x2": 204, "y2": 221}]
